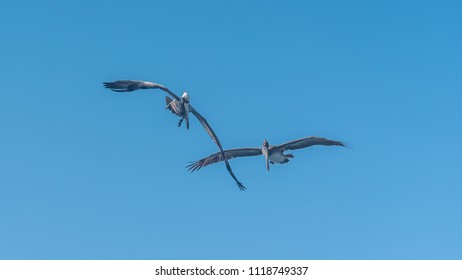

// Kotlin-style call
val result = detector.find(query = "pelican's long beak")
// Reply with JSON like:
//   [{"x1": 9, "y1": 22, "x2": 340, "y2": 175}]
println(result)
[{"x1": 262, "y1": 145, "x2": 269, "y2": 171}]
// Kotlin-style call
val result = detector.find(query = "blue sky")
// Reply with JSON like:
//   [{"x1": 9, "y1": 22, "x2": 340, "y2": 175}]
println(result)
[{"x1": 1, "y1": 0, "x2": 461, "y2": 259}]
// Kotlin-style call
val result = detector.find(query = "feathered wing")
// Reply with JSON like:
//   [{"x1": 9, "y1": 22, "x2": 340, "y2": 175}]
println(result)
[
  {"x1": 276, "y1": 136, "x2": 346, "y2": 151},
  {"x1": 103, "y1": 80, "x2": 181, "y2": 101},
  {"x1": 187, "y1": 148, "x2": 262, "y2": 171},
  {"x1": 165, "y1": 96, "x2": 182, "y2": 117},
  {"x1": 189, "y1": 106, "x2": 251, "y2": 191}
]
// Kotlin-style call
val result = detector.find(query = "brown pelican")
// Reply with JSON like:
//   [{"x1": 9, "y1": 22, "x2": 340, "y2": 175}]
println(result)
[
  {"x1": 187, "y1": 136, "x2": 346, "y2": 172},
  {"x1": 103, "y1": 80, "x2": 192, "y2": 128},
  {"x1": 103, "y1": 80, "x2": 246, "y2": 190}
]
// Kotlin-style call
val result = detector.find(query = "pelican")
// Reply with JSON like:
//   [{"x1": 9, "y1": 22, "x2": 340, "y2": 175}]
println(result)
[
  {"x1": 103, "y1": 80, "x2": 246, "y2": 190},
  {"x1": 187, "y1": 136, "x2": 346, "y2": 172},
  {"x1": 103, "y1": 80, "x2": 193, "y2": 129}
]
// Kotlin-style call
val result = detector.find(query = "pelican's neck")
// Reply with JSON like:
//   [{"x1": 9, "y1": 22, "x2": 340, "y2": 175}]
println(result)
[{"x1": 262, "y1": 144, "x2": 270, "y2": 171}]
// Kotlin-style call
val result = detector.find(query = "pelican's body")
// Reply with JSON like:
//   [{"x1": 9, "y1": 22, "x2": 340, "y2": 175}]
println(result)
[
  {"x1": 187, "y1": 136, "x2": 346, "y2": 172},
  {"x1": 165, "y1": 91, "x2": 191, "y2": 129},
  {"x1": 262, "y1": 139, "x2": 297, "y2": 170},
  {"x1": 103, "y1": 80, "x2": 195, "y2": 129},
  {"x1": 103, "y1": 80, "x2": 246, "y2": 190}
]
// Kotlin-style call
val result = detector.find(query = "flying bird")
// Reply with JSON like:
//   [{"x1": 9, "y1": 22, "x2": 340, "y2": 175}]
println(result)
[
  {"x1": 187, "y1": 136, "x2": 346, "y2": 172},
  {"x1": 103, "y1": 80, "x2": 193, "y2": 128},
  {"x1": 104, "y1": 80, "x2": 246, "y2": 190}
]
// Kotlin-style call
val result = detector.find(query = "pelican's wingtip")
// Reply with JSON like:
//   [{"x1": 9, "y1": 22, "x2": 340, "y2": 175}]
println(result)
[{"x1": 341, "y1": 141, "x2": 354, "y2": 150}]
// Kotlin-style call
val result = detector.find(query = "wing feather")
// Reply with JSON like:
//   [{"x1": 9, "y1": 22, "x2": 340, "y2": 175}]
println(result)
[
  {"x1": 277, "y1": 136, "x2": 346, "y2": 151},
  {"x1": 103, "y1": 80, "x2": 181, "y2": 100},
  {"x1": 186, "y1": 148, "x2": 262, "y2": 172},
  {"x1": 190, "y1": 106, "x2": 254, "y2": 190}
]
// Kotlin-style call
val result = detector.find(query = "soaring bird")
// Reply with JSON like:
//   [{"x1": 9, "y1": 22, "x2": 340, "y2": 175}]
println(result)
[
  {"x1": 103, "y1": 80, "x2": 192, "y2": 128},
  {"x1": 187, "y1": 136, "x2": 346, "y2": 172},
  {"x1": 103, "y1": 80, "x2": 246, "y2": 190}
]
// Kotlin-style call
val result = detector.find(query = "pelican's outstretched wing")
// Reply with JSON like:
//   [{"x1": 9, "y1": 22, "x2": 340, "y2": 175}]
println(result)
[
  {"x1": 276, "y1": 136, "x2": 346, "y2": 151},
  {"x1": 189, "y1": 106, "x2": 250, "y2": 191},
  {"x1": 187, "y1": 148, "x2": 262, "y2": 171},
  {"x1": 103, "y1": 80, "x2": 181, "y2": 101}
]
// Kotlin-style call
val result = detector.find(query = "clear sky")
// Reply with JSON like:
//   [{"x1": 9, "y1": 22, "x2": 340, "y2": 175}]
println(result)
[{"x1": 1, "y1": 0, "x2": 461, "y2": 259}]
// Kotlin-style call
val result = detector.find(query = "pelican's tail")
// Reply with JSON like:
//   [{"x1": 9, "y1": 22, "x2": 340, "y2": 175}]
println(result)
[{"x1": 280, "y1": 153, "x2": 293, "y2": 164}]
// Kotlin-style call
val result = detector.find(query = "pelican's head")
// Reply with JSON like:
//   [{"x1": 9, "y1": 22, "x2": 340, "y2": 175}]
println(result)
[
  {"x1": 262, "y1": 139, "x2": 270, "y2": 171},
  {"x1": 182, "y1": 91, "x2": 190, "y2": 103}
]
